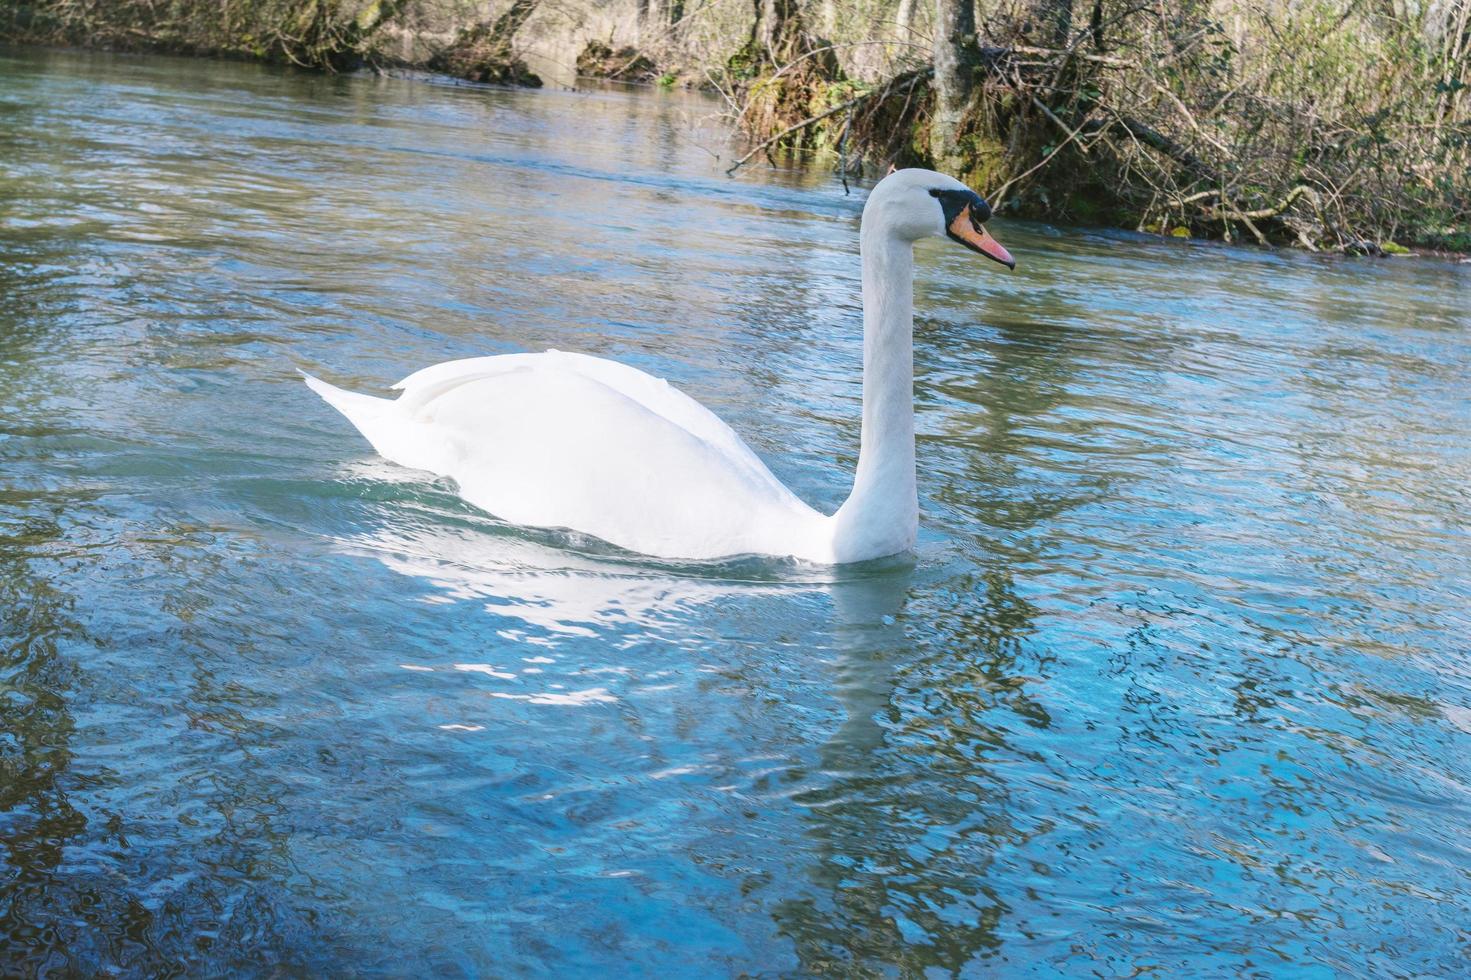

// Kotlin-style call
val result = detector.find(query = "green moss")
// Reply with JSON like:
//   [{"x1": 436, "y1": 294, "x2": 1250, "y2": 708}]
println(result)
[
  {"x1": 955, "y1": 132, "x2": 1006, "y2": 194},
  {"x1": 725, "y1": 43, "x2": 759, "y2": 82}
]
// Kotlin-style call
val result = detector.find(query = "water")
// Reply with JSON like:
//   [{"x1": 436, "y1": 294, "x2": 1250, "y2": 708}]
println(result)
[{"x1": 2, "y1": 45, "x2": 1469, "y2": 977}]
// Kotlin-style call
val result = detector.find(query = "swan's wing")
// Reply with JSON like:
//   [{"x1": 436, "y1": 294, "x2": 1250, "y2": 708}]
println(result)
[
  {"x1": 414, "y1": 365, "x2": 820, "y2": 560},
  {"x1": 392, "y1": 351, "x2": 792, "y2": 501},
  {"x1": 307, "y1": 351, "x2": 827, "y2": 559}
]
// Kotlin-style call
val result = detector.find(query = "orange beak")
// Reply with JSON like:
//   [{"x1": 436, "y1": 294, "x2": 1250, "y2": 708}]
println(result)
[{"x1": 947, "y1": 204, "x2": 1016, "y2": 270}]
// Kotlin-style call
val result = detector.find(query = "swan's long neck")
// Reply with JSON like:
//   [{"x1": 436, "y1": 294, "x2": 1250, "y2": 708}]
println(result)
[{"x1": 832, "y1": 222, "x2": 918, "y2": 561}]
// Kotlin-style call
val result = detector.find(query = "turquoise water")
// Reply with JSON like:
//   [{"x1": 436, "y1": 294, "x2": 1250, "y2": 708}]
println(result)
[{"x1": 2, "y1": 45, "x2": 1470, "y2": 976}]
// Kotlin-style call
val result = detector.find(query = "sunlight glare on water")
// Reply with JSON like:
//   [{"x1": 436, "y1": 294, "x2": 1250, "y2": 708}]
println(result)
[{"x1": 2, "y1": 45, "x2": 1470, "y2": 976}]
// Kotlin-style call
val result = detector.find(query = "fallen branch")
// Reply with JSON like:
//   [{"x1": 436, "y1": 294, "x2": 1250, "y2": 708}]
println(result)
[
  {"x1": 1083, "y1": 112, "x2": 1221, "y2": 184},
  {"x1": 1202, "y1": 183, "x2": 1321, "y2": 221},
  {"x1": 836, "y1": 107, "x2": 853, "y2": 193}
]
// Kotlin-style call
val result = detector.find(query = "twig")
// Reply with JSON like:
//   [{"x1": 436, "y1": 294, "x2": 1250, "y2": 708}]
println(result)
[
  {"x1": 991, "y1": 97, "x2": 1095, "y2": 207},
  {"x1": 764, "y1": 38, "x2": 931, "y2": 85},
  {"x1": 1008, "y1": 44, "x2": 1135, "y2": 68},
  {"x1": 734, "y1": 102, "x2": 853, "y2": 173},
  {"x1": 837, "y1": 107, "x2": 853, "y2": 194}
]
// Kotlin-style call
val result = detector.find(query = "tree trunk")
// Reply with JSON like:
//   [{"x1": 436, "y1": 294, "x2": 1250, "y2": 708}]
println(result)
[
  {"x1": 894, "y1": 0, "x2": 917, "y2": 40},
  {"x1": 728, "y1": 0, "x2": 842, "y2": 150},
  {"x1": 931, "y1": 0, "x2": 979, "y2": 173},
  {"x1": 749, "y1": 0, "x2": 802, "y2": 64}
]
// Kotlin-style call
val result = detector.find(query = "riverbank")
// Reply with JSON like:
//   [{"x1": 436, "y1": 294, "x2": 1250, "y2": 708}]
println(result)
[{"x1": 2, "y1": 0, "x2": 1466, "y2": 257}]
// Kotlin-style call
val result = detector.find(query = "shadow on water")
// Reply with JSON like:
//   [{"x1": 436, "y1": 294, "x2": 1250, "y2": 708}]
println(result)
[
  {"x1": 327, "y1": 472, "x2": 1026, "y2": 974},
  {"x1": 0, "y1": 503, "x2": 92, "y2": 971},
  {"x1": 0, "y1": 375, "x2": 308, "y2": 977}
]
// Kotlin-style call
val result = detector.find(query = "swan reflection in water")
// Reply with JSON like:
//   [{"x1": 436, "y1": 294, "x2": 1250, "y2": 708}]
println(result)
[
  {"x1": 337, "y1": 505, "x2": 913, "y2": 636},
  {"x1": 330, "y1": 465, "x2": 918, "y2": 719}
]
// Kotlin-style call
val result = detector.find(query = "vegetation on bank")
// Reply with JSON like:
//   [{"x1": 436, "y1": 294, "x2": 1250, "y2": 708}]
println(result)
[
  {"x1": 0, "y1": 0, "x2": 408, "y2": 69},
  {"x1": 2, "y1": 0, "x2": 1466, "y2": 254},
  {"x1": 429, "y1": 0, "x2": 542, "y2": 85},
  {"x1": 708, "y1": 0, "x2": 1470, "y2": 255}
]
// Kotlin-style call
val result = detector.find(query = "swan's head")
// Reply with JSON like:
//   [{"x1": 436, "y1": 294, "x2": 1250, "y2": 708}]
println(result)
[{"x1": 863, "y1": 168, "x2": 1015, "y2": 270}]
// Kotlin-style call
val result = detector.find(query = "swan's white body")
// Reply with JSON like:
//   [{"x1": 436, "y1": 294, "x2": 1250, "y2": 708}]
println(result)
[
  {"x1": 305, "y1": 169, "x2": 1011, "y2": 564},
  {"x1": 305, "y1": 349, "x2": 840, "y2": 560}
]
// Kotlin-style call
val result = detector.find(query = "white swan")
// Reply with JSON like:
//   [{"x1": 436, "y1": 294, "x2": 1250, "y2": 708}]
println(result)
[{"x1": 304, "y1": 168, "x2": 1015, "y2": 564}]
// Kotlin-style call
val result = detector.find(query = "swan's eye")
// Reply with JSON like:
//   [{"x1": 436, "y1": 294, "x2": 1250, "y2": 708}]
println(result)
[
  {"x1": 931, "y1": 189, "x2": 1014, "y2": 270},
  {"x1": 930, "y1": 187, "x2": 993, "y2": 224}
]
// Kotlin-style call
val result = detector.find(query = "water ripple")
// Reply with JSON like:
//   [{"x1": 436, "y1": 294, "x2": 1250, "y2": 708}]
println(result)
[{"x1": 2, "y1": 43, "x2": 1470, "y2": 977}]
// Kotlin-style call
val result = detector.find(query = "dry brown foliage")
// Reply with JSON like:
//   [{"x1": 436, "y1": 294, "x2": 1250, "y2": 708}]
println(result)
[{"x1": 726, "y1": 0, "x2": 1471, "y2": 251}]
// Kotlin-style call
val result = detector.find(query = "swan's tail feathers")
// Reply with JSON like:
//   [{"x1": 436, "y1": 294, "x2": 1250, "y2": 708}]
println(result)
[
  {"x1": 302, "y1": 370, "x2": 401, "y2": 454},
  {"x1": 301, "y1": 371, "x2": 394, "y2": 427},
  {"x1": 302, "y1": 371, "x2": 448, "y2": 474}
]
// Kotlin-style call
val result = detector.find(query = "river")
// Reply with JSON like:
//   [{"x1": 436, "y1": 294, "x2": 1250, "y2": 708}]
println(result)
[{"x1": 2, "y1": 45, "x2": 1469, "y2": 976}]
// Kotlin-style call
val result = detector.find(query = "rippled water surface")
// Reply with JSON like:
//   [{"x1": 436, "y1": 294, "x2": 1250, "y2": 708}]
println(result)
[{"x1": 3, "y1": 45, "x2": 1470, "y2": 977}]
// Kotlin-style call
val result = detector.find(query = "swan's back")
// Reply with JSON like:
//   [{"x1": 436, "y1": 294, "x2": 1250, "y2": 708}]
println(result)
[
  {"x1": 305, "y1": 351, "x2": 830, "y2": 561},
  {"x1": 392, "y1": 351, "x2": 786, "y2": 493}
]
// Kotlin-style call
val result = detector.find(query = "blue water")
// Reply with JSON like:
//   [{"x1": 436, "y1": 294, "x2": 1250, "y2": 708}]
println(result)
[{"x1": 2, "y1": 45, "x2": 1470, "y2": 976}]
